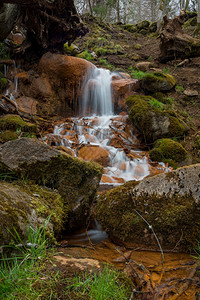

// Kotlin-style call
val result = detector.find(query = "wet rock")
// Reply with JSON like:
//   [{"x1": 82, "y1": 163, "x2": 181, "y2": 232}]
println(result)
[
  {"x1": 0, "y1": 138, "x2": 103, "y2": 229},
  {"x1": 96, "y1": 164, "x2": 200, "y2": 250},
  {"x1": 16, "y1": 96, "x2": 37, "y2": 116},
  {"x1": 112, "y1": 78, "x2": 140, "y2": 111},
  {"x1": 0, "y1": 182, "x2": 64, "y2": 247},
  {"x1": 78, "y1": 145, "x2": 109, "y2": 167},
  {"x1": 0, "y1": 4, "x2": 18, "y2": 41}
]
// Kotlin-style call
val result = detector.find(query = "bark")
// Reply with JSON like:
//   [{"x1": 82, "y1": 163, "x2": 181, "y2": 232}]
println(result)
[
  {"x1": 159, "y1": 12, "x2": 200, "y2": 62},
  {"x1": 1, "y1": 0, "x2": 88, "y2": 53}
]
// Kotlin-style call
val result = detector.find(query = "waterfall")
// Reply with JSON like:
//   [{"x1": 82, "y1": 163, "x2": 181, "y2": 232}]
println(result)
[{"x1": 80, "y1": 67, "x2": 114, "y2": 116}]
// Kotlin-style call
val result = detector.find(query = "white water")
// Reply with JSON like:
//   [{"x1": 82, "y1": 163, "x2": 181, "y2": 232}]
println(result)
[
  {"x1": 3, "y1": 62, "x2": 18, "y2": 110},
  {"x1": 80, "y1": 67, "x2": 114, "y2": 116},
  {"x1": 45, "y1": 67, "x2": 169, "y2": 185}
]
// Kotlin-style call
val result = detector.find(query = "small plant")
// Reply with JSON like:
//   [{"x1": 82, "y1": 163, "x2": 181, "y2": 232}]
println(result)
[
  {"x1": 162, "y1": 67, "x2": 171, "y2": 74},
  {"x1": 149, "y1": 99, "x2": 164, "y2": 111},
  {"x1": 65, "y1": 264, "x2": 132, "y2": 299},
  {"x1": 176, "y1": 84, "x2": 184, "y2": 93},
  {"x1": 0, "y1": 216, "x2": 51, "y2": 299},
  {"x1": 129, "y1": 66, "x2": 146, "y2": 79},
  {"x1": 78, "y1": 50, "x2": 93, "y2": 61}
]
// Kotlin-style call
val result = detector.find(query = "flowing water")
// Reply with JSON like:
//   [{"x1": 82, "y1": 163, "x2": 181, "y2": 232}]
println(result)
[{"x1": 45, "y1": 66, "x2": 168, "y2": 185}]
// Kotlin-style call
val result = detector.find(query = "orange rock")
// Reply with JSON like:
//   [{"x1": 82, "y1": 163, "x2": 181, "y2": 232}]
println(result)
[
  {"x1": 55, "y1": 145, "x2": 74, "y2": 156},
  {"x1": 112, "y1": 176, "x2": 125, "y2": 184},
  {"x1": 134, "y1": 165, "x2": 145, "y2": 179},
  {"x1": 112, "y1": 78, "x2": 140, "y2": 110},
  {"x1": 78, "y1": 145, "x2": 109, "y2": 166},
  {"x1": 16, "y1": 96, "x2": 37, "y2": 115},
  {"x1": 118, "y1": 162, "x2": 127, "y2": 171},
  {"x1": 101, "y1": 175, "x2": 115, "y2": 184}
]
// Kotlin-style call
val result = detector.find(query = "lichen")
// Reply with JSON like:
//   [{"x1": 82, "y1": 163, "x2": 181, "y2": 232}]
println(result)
[{"x1": 0, "y1": 130, "x2": 18, "y2": 143}]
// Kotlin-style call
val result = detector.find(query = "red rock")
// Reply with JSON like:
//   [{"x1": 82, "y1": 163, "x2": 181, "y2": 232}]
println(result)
[
  {"x1": 112, "y1": 78, "x2": 140, "y2": 110},
  {"x1": 16, "y1": 96, "x2": 37, "y2": 115},
  {"x1": 134, "y1": 165, "x2": 145, "y2": 179},
  {"x1": 78, "y1": 145, "x2": 109, "y2": 166},
  {"x1": 101, "y1": 175, "x2": 115, "y2": 184}
]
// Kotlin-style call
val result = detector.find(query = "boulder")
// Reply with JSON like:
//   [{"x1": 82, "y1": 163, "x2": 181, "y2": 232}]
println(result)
[
  {"x1": 0, "y1": 138, "x2": 103, "y2": 229},
  {"x1": 78, "y1": 145, "x2": 109, "y2": 166},
  {"x1": 96, "y1": 164, "x2": 200, "y2": 250},
  {"x1": 0, "y1": 4, "x2": 18, "y2": 41},
  {"x1": 126, "y1": 95, "x2": 188, "y2": 143},
  {"x1": 16, "y1": 96, "x2": 37, "y2": 116},
  {"x1": 135, "y1": 62, "x2": 155, "y2": 72},
  {"x1": 141, "y1": 72, "x2": 176, "y2": 93},
  {"x1": 112, "y1": 78, "x2": 140, "y2": 111},
  {"x1": 0, "y1": 182, "x2": 64, "y2": 247},
  {"x1": 149, "y1": 138, "x2": 187, "y2": 164}
]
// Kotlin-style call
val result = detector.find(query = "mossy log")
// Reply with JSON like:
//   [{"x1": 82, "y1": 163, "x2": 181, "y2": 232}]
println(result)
[
  {"x1": 0, "y1": 0, "x2": 88, "y2": 53},
  {"x1": 160, "y1": 13, "x2": 200, "y2": 62}
]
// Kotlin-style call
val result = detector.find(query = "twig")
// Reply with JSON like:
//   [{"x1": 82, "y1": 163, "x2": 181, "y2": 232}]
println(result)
[{"x1": 133, "y1": 209, "x2": 164, "y2": 268}]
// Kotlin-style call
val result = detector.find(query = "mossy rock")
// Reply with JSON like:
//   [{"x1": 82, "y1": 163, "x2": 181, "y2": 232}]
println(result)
[
  {"x1": 0, "y1": 138, "x2": 103, "y2": 229},
  {"x1": 149, "y1": 138, "x2": 187, "y2": 163},
  {"x1": 0, "y1": 114, "x2": 37, "y2": 133},
  {"x1": 141, "y1": 72, "x2": 176, "y2": 92},
  {"x1": 149, "y1": 22, "x2": 157, "y2": 32},
  {"x1": 0, "y1": 130, "x2": 18, "y2": 143},
  {"x1": 139, "y1": 29, "x2": 148, "y2": 35},
  {"x1": 122, "y1": 24, "x2": 137, "y2": 33},
  {"x1": 126, "y1": 95, "x2": 187, "y2": 143},
  {"x1": 64, "y1": 43, "x2": 79, "y2": 55},
  {"x1": 96, "y1": 164, "x2": 200, "y2": 250},
  {"x1": 0, "y1": 77, "x2": 8, "y2": 92},
  {"x1": 136, "y1": 20, "x2": 150, "y2": 30},
  {"x1": 0, "y1": 181, "x2": 64, "y2": 248}
]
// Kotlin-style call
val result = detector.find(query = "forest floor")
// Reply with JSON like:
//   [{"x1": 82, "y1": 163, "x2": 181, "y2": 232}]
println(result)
[{"x1": 74, "y1": 17, "x2": 200, "y2": 166}]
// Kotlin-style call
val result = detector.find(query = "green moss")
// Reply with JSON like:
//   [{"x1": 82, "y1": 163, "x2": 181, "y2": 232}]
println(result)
[
  {"x1": 0, "y1": 181, "x2": 65, "y2": 246},
  {"x1": 149, "y1": 138, "x2": 187, "y2": 163},
  {"x1": 149, "y1": 22, "x2": 157, "y2": 32},
  {"x1": 136, "y1": 20, "x2": 150, "y2": 30},
  {"x1": 0, "y1": 130, "x2": 18, "y2": 142},
  {"x1": 0, "y1": 77, "x2": 8, "y2": 92},
  {"x1": 134, "y1": 43, "x2": 142, "y2": 50},
  {"x1": 63, "y1": 43, "x2": 79, "y2": 55},
  {"x1": 141, "y1": 72, "x2": 176, "y2": 92},
  {"x1": 122, "y1": 24, "x2": 137, "y2": 33},
  {"x1": 0, "y1": 115, "x2": 37, "y2": 133},
  {"x1": 96, "y1": 182, "x2": 200, "y2": 250},
  {"x1": 168, "y1": 116, "x2": 187, "y2": 137}
]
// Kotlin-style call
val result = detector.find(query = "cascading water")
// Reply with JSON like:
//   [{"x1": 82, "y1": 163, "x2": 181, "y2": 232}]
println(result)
[
  {"x1": 45, "y1": 66, "x2": 169, "y2": 185},
  {"x1": 80, "y1": 67, "x2": 114, "y2": 116}
]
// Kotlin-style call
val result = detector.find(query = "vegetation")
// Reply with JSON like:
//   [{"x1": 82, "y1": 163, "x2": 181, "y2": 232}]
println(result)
[{"x1": 65, "y1": 265, "x2": 132, "y2": 299}]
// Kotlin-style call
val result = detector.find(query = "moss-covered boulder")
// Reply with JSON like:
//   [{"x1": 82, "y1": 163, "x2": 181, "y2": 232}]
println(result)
[
  {"x1": 96, "y1": 164, "x2": 200, "y2": 251},
  {"x1": 64, "y1": 43, "x2": 79, "y2": 55},
  {"x1": 0, "y1": 181, "x2": 64, "y2": 248},
  {"x1": 0, "y1": 114, "x2": 37, "y2": 133},
  {"x1": 126, "y1": 95, "x2": 188, "y2": 143},
  {"x1": 141, "y1": 72, "x2": 176, "y2": 93},
  {"x1": 0, "y1": 71, "x2": 8, "y2": 92},
  {"x1": 150, "y1": 138, "x2": 187, "y2": 165},
  {"x1": 0, "y1": 138, "x2": 103, "y2": 229}
]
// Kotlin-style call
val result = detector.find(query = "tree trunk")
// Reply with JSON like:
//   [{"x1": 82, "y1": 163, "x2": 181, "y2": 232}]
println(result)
[
  {"x1": 159, "y1": 12, "x2": 200, "y2": 62},
  {"x1": 1, "y1": 0, "x2": 88, "y2": 53}
]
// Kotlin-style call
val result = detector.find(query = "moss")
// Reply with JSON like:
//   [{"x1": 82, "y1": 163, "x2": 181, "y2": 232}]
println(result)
[
  {"x1": 0, "y1": 115, "x2": 37, "y2": 133},
  {"x1": 0, "y1": 130, "x2": 18, "y2": 143},
  {"x1": 149, "y1": 22, "x2": 157, "y2": 32},
  {"x1": 96, "y1": 182, "x2": 200, "y2": 250},
  {"x1": 136, "y1": 20, "x2": 150, "y2": 30},
  {"x1": 0, "y1": 181, "x2": 65, "y2": 247},
  {"x1": 122, "y1": 24, "x2": 137, "y2": 33},
  {"x1": 63, "y1": 43, "x2": 79, "y2": 55},
  {"x1": 168, "y1": 116, "x2": 187, "y2": 137},
  {"x1": 134, "y1": 43, "x2": 142, "y2": 50},
  {"x1": 18, "y1": 182, "x2": 65, "y2": 234},
  {"x1": 149, "y1": 138, "x2": 187, "y2": 163},
  {"x1": 141, "y1": 72, "x2": 176, "y2": 92},
  {"x1": 126, "y1": 95, "x2": 187, "y2": 143},
  {"x1": 0, "y1": 77, "x2": 8, "y2": 91}
]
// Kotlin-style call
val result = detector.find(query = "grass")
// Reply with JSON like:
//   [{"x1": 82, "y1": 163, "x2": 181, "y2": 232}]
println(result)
[
  {"x1": 65, "y1": 264, "x2": 132, "y2": 299},
  {"x1": 149, "y1": 98, "x2": 164, "y2": 111},
  {"x1": 176, "y1": 84, "x2": 184, "y2": 93},
  {"x1": 0, "y1": 217, "x2": 51, "y2": 300},
  {"x1": 129, "y1": 66, "x2": 151, "y2": 79}
]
